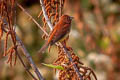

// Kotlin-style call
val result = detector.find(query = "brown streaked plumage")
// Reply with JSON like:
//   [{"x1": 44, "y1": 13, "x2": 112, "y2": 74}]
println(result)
[{"x1": 38, "y1": 15, "x2": 73, "y2": 53}]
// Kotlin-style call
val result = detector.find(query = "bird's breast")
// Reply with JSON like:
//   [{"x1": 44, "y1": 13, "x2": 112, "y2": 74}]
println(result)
[{"x1": 59, "y1": 32, "x2": 69, "y2": 42}]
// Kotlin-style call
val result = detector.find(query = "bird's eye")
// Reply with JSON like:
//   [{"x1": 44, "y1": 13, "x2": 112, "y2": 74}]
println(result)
[{"x1": 67, "y1": 17, "x2": 70, "y2": 21}]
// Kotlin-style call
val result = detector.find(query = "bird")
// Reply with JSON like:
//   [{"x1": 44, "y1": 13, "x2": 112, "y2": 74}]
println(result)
[{"x1": 38, "y1": 15, "x2": 73, "y2": 53}]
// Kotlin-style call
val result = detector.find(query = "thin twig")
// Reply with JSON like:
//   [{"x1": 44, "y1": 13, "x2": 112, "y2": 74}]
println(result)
[
  {"x1": 15, "y1": 48, "x2": 37, "y2": 80},
  {"x1": 16, "y1": 34, "x2": 44, "y2": 80},
  {"x1": 39, "y1": 0, "x2": 83, "y2": 80},
  {"x1": 59, "y1": 0, "x2": 62, "y2": 16},
  {"x1": 17, "y1": 3, "x2": 48, "y2": 36},
  {"x1": 39, "y1": 0, "x2": 53, "y2": 30},
  {"x1": 62, "y1": 44, "x2": 83, "y2": 80}
]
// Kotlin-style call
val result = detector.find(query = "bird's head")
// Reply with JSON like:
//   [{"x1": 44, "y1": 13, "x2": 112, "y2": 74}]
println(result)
[{"x1": 59, "y1": 15, "x2": 74, "y2": 24}]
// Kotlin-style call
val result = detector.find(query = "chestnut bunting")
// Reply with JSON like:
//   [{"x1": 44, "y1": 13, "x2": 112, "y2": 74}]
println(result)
[{"x1": 38, "y1": 15, "x2": 73, "y2": 53}]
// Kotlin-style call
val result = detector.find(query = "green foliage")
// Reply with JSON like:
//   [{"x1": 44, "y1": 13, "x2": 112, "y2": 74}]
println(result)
[{"x1": 42, "y1": 63, "x2": 64, "y2": 70}]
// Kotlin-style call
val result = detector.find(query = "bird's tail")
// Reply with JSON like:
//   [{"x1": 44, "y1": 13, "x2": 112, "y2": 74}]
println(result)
[{"x1": 38, "y1": 42, "x2": 49, "y2": 54}]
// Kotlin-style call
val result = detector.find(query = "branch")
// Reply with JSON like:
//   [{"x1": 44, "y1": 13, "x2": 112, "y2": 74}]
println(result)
[
  {"x1": 1, "y1": 17, "x2": 44, "y2": 80},
  {"x1": 16, "y1": 34, "x2": 44, "y2": 80},
  {"x1": 39, "y1": 0, "x2": 83, "y2": 80},
  {"x1": 15, "y1": 4, "x2": 44, "y2": 80},
  {"x1": 59, "y1": 0, "x2": 62, "y2": 16},
  {"x1": 62, "y1": 44, "x2": 83, "y2": 80},
  {"x1": 15, "y1": 48, "x2": 37, "y2": 80},
  {"x1": 39, "y1": 0, "x2": 53, "y2": 30},
  {"x1": 17, "y1": 3, "x2": 48, "y2": 36}
]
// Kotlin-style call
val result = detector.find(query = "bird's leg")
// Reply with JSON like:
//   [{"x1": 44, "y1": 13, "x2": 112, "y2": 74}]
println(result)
[
  {"x1": 48, "y1": 44, "x2": 52, "y2": 53},
  {"x1": 61, "y1": 36, "x2": 72, "y2": 51},
  {"x1": 61, "y1": 36, "x2": 67, "y2": 46}
]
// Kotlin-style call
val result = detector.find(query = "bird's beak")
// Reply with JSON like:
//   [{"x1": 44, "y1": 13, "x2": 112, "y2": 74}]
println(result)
[{"x1": 70, "y1": 16, "x2": 74, "y2": 20}]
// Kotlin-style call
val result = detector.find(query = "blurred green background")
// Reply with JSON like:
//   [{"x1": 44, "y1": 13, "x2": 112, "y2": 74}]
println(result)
[{"x1": 0, "y1": 0, "x2": 120, "y2": 80}]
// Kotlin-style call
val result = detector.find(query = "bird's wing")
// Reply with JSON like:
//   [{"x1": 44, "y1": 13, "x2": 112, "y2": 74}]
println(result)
[
  {"x1": 47, "y1": 27, "x2": 57, "y2": 43},
  {"x1": 50, "y1": 24, "x2": 70, "y2": 45}
]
